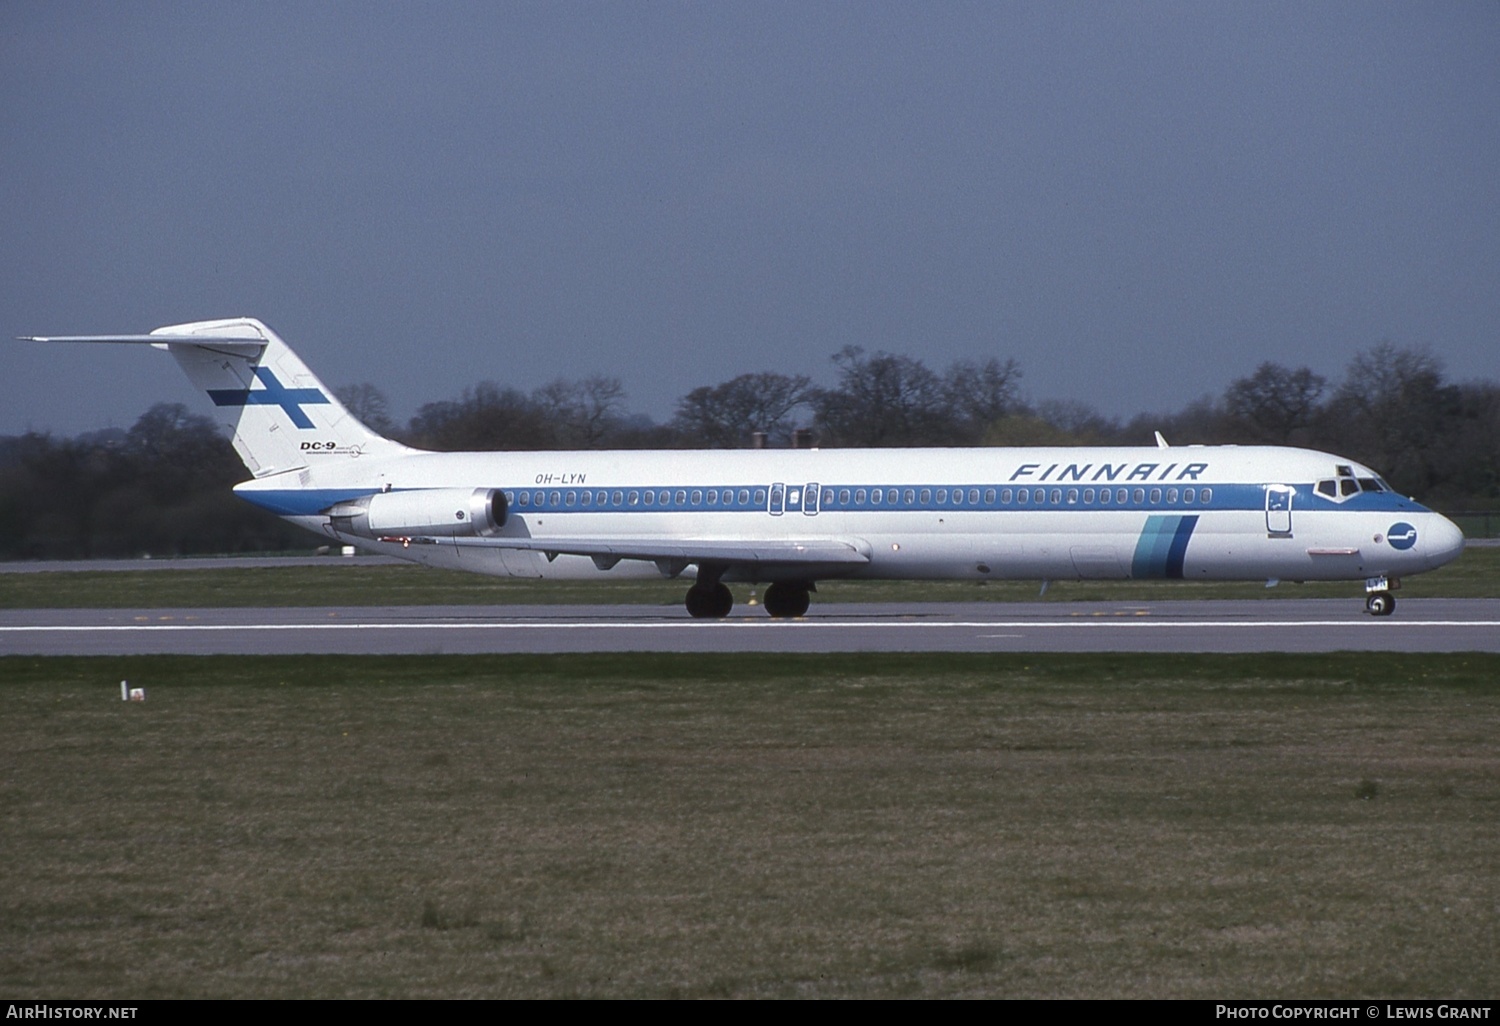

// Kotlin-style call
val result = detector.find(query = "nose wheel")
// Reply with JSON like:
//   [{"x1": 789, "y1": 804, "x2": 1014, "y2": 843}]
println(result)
[{"x1": 1365, "y1": 591, "x2": 1395, "y2": 616}]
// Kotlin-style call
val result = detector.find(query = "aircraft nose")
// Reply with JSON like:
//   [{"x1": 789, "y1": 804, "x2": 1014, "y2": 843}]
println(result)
[{"x1": 1423, "y1": 513, "x2": 1466, "y2": 568}]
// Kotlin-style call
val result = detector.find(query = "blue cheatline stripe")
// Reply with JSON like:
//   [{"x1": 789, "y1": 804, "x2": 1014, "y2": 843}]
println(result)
[{"x1": 1131, "y1": 515, "x2": 1199, "y2": 579}]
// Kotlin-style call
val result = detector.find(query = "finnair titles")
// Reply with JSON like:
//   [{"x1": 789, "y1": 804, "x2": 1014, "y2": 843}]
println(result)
[{"x1": 27, "y1": 319, "x2": 1465, "y2": 618}]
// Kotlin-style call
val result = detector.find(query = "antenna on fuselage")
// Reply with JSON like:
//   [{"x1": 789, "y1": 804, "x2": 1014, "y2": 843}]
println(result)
[{"x1": 1154, "y1": 431, "x2": 1170, "y2": 449}]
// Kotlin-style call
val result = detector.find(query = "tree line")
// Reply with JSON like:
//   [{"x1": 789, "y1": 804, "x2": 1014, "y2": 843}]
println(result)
[{"x1": 2, "y1": 341, "x2": 1494, "y2": 559}]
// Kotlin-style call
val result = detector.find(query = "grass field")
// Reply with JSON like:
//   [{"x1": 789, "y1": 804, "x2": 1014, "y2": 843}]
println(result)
[
  {"x1": 2, "y1": 543, "x2": 1496, "y2": 608},
  {"x1": 3, "y1": 653, "x2": 1497, "y2": 998}
]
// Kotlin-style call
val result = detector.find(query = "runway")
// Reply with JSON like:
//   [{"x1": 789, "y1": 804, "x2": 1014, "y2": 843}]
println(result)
[{"x1": 3, "y1": 599, "x2": 1498, "y2": 655}]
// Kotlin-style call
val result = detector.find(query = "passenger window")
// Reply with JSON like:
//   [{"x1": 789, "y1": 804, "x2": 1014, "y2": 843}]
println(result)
[
  {"x1": 754, "y1": 488, "x2": 766, "y2": 505},
  {"x1": 855, "y1": 488, "x2": 866, "y2": 504},
  {"x1": 985, "y1": 489, "x2": 996, "y2": 503},
  {"x1": 920, "y1": 489, "x2": 931, "y2": 504},
  {"x1": 675, "y1": 490, "x2": 687, "y2": 505},
  {"x1": 1083, "y1": 488, "x2": 1095, "y2": 504},
  {"x1": 518, "y1": 492, "x2": 530, "y2": 506},
  {"x1": 1166, "y1": 488, "x2": 1178, "y2": 504},
  {"x1": 1117, "y1": 488, "x2": 1128, "y2": 504},
  {"x1": 628, "y1": 491, "x2": 639, "y2": 505},
  {"x1": 738, "y1": 489, "x2": 751, "y2": 505},
  {"x1": 1183, "y1": 489, "x2": 1194, "y2": 504},
  {"x1": 1150, "y1": 488, "x2": 1161, "y2": 504},
  {"x1": 871, "y1": 489, "x2": 882, "y2": 505},
  {"x1": 1001, "y1": 489, "x2": 1013, "y2": 504},
  {"x1": 904, "y1": 488, "x2": 915, "y2": 504},
  {"x1": 534, "y1": 491, "x2": 545, "y2": 506},
  {"x1": 643, "y1": 491, "x2": 654, "y2": 505},
  {"x1": 1017, "y1": 489, "x2": 1029, "y2": 504},
  {"x1": 839, "y1": 489, "x2": 850, "y2": 504},
  {"x1": 565, "y1": 491, "x2": 576, "y2": 506},
  {"x1": 1050, "y1": 488, "x2": 1062, "y2": 504},
  {"x1": 505, "y1": 490, "x2": 516, "y2": 505},
  {"x1": 612, "y1": 491, "x2": 624, "y2": 506},
  {"x1": 937, "y1": 488, "x2": 948, "y2": 503},
  {"x1": 1132, "y1": 488, "x2": 1145, "y2": 503},
  {"x1": 1099, "y1": 488, "x2": 1110, "y2": 505},
  {"x1": 1067, "y1": 488, "x2": 1079, "y2": 504},
  {"x1": 691, "y1": 490, "x2": 702, "y2": 504},
  {"x1": 822, "y1": 488, "x2": 834, "y2": 505},
  {"x1": 1201, "y1": 487, "x2": 1212, "y2": 503}
]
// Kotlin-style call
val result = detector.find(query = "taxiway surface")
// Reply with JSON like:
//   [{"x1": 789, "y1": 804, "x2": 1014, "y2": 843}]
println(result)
[{"x1": 3, "y1": 599, "x2": 1498, "y2": 655}]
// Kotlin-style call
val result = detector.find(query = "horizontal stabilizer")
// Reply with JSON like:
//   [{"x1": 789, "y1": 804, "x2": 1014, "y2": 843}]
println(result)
[{"x1": 23, "y1": 334, "x2": 266, "y2": 356}]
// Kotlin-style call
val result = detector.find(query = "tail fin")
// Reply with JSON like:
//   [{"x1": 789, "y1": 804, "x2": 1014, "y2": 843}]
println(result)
[{"x1": 27, "y1": 318, "x2": 412, "y2": 478}]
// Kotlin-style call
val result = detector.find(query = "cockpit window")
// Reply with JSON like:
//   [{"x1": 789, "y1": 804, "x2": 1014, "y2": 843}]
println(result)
[
  {"x1": 1339, "y1": 478, "x2": 1359, "y2": 497},
  {"x1": 1317, "y1": 480, "x2": 1337, "y2": 499}
]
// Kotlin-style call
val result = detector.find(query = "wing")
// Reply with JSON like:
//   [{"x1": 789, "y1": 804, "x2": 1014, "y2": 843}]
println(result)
[{"x1": 441, "y1": 534, "x2": 872, "y2": 575}]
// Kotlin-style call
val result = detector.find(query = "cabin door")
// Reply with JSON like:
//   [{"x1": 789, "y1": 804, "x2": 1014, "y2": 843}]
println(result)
[
  {"x1": 768, "y1": 482, "x2": 818, "y2": 516},
  {"x1": 802, "y1": 482, "x2": 820, "y2": 517},
  {"x1": 1265, "y1": 485, "x2": 1293, "y2": 536}
]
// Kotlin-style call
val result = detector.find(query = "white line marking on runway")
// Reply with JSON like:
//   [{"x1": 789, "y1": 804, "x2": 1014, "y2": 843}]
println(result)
[{"x1": 5, "y1": 619, "x2": 1500, "y2": 633}]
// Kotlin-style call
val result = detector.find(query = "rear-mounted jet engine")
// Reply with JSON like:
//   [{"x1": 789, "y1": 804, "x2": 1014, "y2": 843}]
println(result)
[{"x1": 324, "y1": 487, "x2": 507, "y2": 540}]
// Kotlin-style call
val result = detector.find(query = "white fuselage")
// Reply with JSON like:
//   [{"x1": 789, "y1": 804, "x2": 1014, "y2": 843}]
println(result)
[{"x1": 239, "y1": 443, "x2": 1465, "y2": 586}]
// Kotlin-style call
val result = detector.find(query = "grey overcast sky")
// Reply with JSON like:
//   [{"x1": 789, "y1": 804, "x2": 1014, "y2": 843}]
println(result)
[{"x1": 4, "y1": 1, "x2": 1497, "y2": 437}]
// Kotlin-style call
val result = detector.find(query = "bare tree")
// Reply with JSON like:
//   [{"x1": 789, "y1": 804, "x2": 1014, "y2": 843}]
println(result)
[
  {"x1": 673, "y1": 372, "x2": 813, "y2": 448},
  {"x1": 813, "y1": 346, "x2": 955, "y2": 446},
  {"x1": 1328, "y1": 343, "x2": 1454, "y2": 494},
  {"x1": 945, "y1": 357, "x2": 1024, "y2": 442},
  {"x1": 334, "y1": 383, "x2": 396, "y2": 436},
  {"x1": 534, "y1": 375, "x2": 628, "y2": 448},
  {"x1": 407, "y1": 382, "x2": 551, "y2": 451},
  {"x1": 1223, "y1": 363, "x2": 1326, "y2": 444}
]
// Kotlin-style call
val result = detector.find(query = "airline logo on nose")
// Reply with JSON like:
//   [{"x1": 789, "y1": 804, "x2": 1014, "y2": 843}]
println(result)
[{"x1": 1387, "y1": 523, "x2": 1418, "y2": 550}]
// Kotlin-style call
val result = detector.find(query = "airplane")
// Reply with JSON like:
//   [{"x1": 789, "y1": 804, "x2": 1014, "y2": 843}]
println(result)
[{"x1": 26, "y1": 317, "x2": 1466, "y2": 618}]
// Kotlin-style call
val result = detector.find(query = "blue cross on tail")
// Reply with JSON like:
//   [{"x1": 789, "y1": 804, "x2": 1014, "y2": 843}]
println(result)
[{"x1": 208, "y1": 367, "x2": 330, "y2": 429}]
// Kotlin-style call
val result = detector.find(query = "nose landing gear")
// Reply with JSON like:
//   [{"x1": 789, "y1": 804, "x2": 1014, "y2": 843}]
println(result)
[{"x1": 1364, "y1": 576, "x2": 1398, "y2": 616}]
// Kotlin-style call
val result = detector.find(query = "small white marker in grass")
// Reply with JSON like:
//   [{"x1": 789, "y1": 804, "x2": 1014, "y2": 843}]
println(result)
[{"x1": 121, "y1": 680, "x2": 145, "y2": 702}]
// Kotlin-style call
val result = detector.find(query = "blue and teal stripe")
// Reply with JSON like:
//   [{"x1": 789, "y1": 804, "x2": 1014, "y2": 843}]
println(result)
[{"x1": 1131, "y1": 515, "x2": 1199, "y2": 579}]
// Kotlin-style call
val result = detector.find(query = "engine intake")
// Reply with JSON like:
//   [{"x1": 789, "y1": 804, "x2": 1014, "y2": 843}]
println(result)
[{"x1": 326, "y1": 487, "x2": 507, "y2": 539}]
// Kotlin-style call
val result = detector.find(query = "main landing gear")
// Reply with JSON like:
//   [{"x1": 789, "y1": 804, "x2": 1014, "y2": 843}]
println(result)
[
  {"x1": 685, "y1": 562, "x2": 734, "y2": 619},
  {"x1": 685, "y1": 581, "x2": 734, "y2": 619},
  {"x1": 683, "y1": 569, "x2": 813, "y2": 619},
  {"x1": 762, "y1": 581, "x2": 812, "y2": 618}
]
